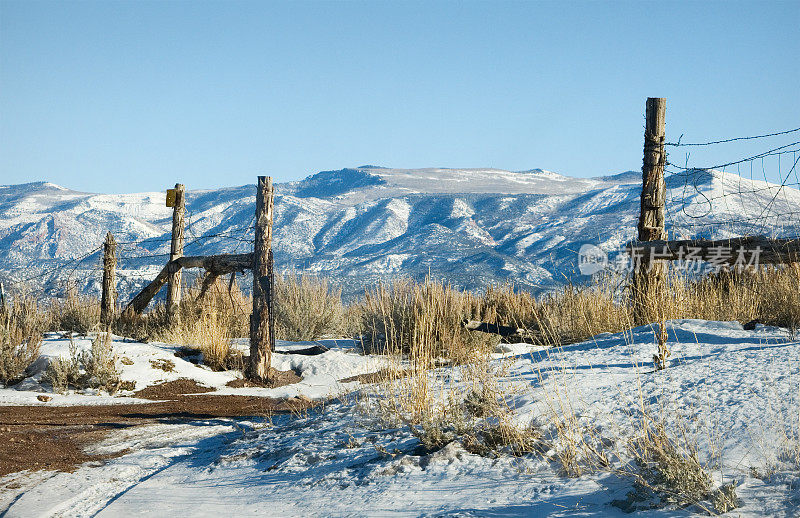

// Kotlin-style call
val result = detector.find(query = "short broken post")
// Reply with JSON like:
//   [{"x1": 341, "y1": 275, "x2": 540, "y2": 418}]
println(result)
[
  {"x1": 100, "y1": 232, "x2": 117, "y2": 330},
  {"x1": 166, "y1": 183, "x2": 185, "y2": 324},
  {"x1": 632, "y1": 97, "x2": 667, "y2": 326},
  {"x1": 249, "y1": 176, "x2": 275, "y2": 381}
]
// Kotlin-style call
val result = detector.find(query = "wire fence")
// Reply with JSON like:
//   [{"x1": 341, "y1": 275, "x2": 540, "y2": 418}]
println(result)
[
  {"x1": 664, "y1": 126, "x2": 800, "y2": 240},
  {"x1": 4, "y1": 120, "x2": 799, "y2": 306},
  {"x1": 0, "y1": 215, "x2": 256, "y2": 312}
]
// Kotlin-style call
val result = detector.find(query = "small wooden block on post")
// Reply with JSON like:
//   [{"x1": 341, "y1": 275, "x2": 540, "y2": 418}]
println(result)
[
  {"x1": 166, "y1": 183, "x2": 185, "y2": 324},
  {"x1": 100, "y1": 232, "x2": 117, "y2": 329},
  {"x1": 249, "y1": 176, "x2": 275, "y2": 382}
]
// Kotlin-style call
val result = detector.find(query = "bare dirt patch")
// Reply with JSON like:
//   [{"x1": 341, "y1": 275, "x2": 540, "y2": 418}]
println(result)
[
  {"x1": 134, "y1": 378, "x2": 215, "y2": 399},
  {"x1": 0, "y1": 425, "x2": 124, "y2": 477},
  {"x1": 226, "y1": 368, "x2": 301, "y2": 388},
  {"x1": 0, "y1": 392, "x2": 315, "y2": 477}
]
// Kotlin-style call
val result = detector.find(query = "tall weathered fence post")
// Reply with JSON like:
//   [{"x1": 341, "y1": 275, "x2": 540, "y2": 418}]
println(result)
[
  {"x1": 249, "y1": 176, "x2": 275, "y2": 381},
  {"x1": 633, "y1": 97, "x2": 667, "y2": 325},
  {"x1": 100, "y1": 231, "x2": 117, "y2": 329},
  {"x1": 268, "y1": 249, "x2": 276, "y2": 352},
  {"x1": 167, "y1": 183, "x2": 185, "y2": 324},
  {"x1": 0, "y1": 281, "x2": 6, "y2": 311}
]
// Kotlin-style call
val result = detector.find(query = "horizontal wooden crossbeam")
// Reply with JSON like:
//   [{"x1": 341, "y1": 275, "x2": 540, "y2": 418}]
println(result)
[
  {"x1": 626, "y1": 235, "x2": 800, "y2": 266},
  {"x1": 125, "y1": 253, "x2": 253, "y2": 314}
]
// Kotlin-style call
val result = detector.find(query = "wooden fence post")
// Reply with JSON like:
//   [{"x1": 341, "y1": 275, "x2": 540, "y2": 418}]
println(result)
[
  {"x1": 268, "y1": 249, "x2": 276, "y2": 352},
  {"x1": 249, "y1": 176, "x2": 275, "y2": 381},
  {"x1": 633, "y1": 97, "x2": 667, "y2": 325},
  {"x1": 167, "y1": 183, "x2": 185, "y2": 324},
  {"x1": 100, "y1": 232, "x2": 117, "y2": 329},
  {"x1": 0, "y1": 281, "x2": 6, "y2": 311}
]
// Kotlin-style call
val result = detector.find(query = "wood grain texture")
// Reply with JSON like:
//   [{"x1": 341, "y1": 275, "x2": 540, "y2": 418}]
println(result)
[
  {"x1": 100, "y1": 232, "x2": 117, "y2": 328},
  {"x1": 249, "y1": 176, "x2": 274, "y2": 381},
  {"x1": 633, "y1": 97, "x2": 667, "y2": 325},
  {"x1": 166, "y1": 183, "x2": 185, "y2": 323}
]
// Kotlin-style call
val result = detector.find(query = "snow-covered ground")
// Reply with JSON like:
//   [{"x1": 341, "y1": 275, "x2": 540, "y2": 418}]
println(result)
[
  {"x1": 2, "y1": 320, "x2": 799, "y2": 516},
  {"x1": 2, "y1": 334, "x2": 387, "y2": 406}
]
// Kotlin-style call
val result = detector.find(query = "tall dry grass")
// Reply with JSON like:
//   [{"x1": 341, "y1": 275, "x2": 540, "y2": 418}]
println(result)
[
  {"x1": 664, "y1": 266, "x2": 800, "y2": 329},
  {"x1": 359, "y1": 278, "x2": 499, "y2": 367},
  {"x1": 9, "y1": 263, "x2": 800, "y2": 376},
  {"x1": 45, "y1": 284, "x2": 102, "y2": 335},
  {"x1": 117, "y1": 273, "x2": 345, "y2": 370},
  {"x1": 468, "y1": 265, "x2": 800, "y2": 349},
  {"x1": 470, "y1": 277, "x2": 632, "y2": 347}
]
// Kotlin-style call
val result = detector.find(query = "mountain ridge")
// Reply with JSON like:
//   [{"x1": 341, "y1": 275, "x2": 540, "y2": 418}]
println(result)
[{"x1": 2, "y1": 166, "x2": 799, "y2": 300}]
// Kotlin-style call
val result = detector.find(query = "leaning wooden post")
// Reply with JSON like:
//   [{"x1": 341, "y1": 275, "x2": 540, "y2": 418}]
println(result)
[
  {"x1": 166, "y1": 183, "x2": 185, "y2": 324},
  {"x1": 249, "y1": 176, "x2": 275, "y2": 381},
  {"x1": 632, "y1": 97, "x2": 667, "y2": 325},
  {"x1": 100, "y1": 232, "x2": 117, "y2": 330}
]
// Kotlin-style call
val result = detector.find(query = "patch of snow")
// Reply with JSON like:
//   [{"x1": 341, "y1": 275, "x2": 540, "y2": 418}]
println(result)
[{"x1": 3, "y1": 320, "x2": 798, "y2": 515}]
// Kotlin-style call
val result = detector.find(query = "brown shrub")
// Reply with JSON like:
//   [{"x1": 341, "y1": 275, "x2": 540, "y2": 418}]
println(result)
[
  {"x1": 0, "y1": 299, "x2": 43, "y2": 386},
  {"x1": 274, "y1": 272, "x2": 346, "y2": 341}
]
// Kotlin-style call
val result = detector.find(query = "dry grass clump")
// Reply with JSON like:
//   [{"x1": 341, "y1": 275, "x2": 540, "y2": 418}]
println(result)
[
  {"x1": 184, "y1": 276, "x2": 250, "y2": 338},
  {"x1": 464, "y1": 420, "x2": 543, "y2": 458},
  {"x1": 533, "y1": 363, "x2": 615, "y2": 477},
  {"x1": 85, "y1": 332, "x2": 122, "y2": 391},
  {"x1": 113, "y1": 277, "x2": 247, "y2": 371},
  {"x1": 0, "y1": 298, "x2": 43, "y2": 386},
  {"x1": 113, "y1": 276, "x2": 250, "y2": 345},
  {"x1": 472, "y1": 283, "x2": 538, "y2": 331},
  {"x1": 616, "y1": 413, "x2": 737, "y2": 514},
  {"x1": 710, "y1": 483, "x2": 740, "y2": 514},
  {"x1": 149, "y1": 358, "x2": 175, "y2": 372},
  {"x1": 158, "y1": 310, "x2": 240, "y2": 371},
  {"x1": 195, "y1": 313, "x2": 240, "y2": 371},
  {"x1": 113, "y1": 307, "x2": 168, "y2": 343},
  {"x1": 366, "y1": 352, "x2": 541, "y2": 459},
  {"x1": 43, "y1": 340, "x2": 83, "y2": 393},
  {"x1": 157, "y1": 277, "x2": 249, "y2": 370},
  {"x1": 274, "y1": 272, "x2": 346, "y2": 341},
  {"x1": 360, "y1": 278, "x2": 499, "y2": 366},
  {"x1": 538, "y1": 281, "x2": 632, "y2": 344},
  {"x1": 45, "y1": 285, "x2": 102, "y2": 335},
  {"x1": 625, "y1": 419, "x2": 712, "y2": 510},
  {"x1": 43, "y1": 333, "x2": 122, "y2": 394},
  {"x1": 393, "y1": 388, "x2": 542, "y2": 458},
  {"x1": 537, "y1": 368, "x2": 737, "y2": 514}
]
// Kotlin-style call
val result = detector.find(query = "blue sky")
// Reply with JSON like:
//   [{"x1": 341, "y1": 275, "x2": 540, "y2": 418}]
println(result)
[{"x1": 1, "y1": 0, "x2": 798, "y2": 193}]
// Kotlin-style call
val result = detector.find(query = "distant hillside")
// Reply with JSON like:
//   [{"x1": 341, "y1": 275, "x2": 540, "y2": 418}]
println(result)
[{"x1": 1, "y1": 166, "x2": 799, "y2": 300}]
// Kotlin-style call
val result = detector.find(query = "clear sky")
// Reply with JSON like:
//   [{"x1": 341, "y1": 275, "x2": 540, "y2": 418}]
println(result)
[{"x1": 1, "y1": 0, "x2": 798, "y2": 193}]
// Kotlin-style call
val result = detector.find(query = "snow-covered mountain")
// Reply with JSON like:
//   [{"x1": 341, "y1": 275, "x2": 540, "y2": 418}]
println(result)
[{"x1": 2, "y1": 166, "x2": 800, "y2": 300}]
